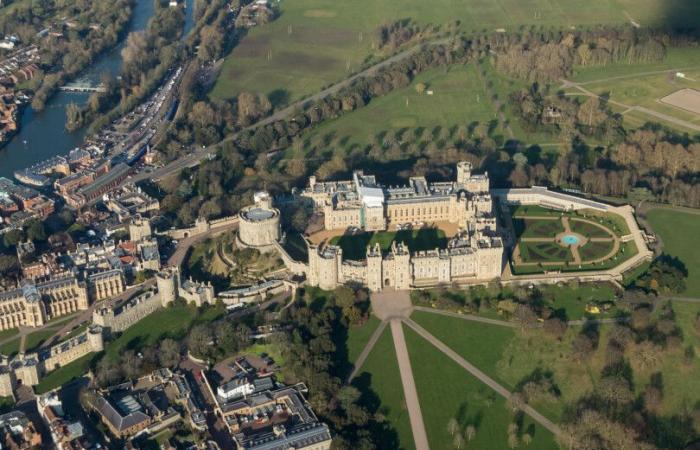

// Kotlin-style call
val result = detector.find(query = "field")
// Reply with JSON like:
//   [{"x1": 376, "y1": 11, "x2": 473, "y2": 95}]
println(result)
[
  {"x1": 329, "y1": 228, "x2": 447, "y2": 260},
  {"x1": 404, "y1": 324, "x2": 559, "y2": 449},
  {"x1": 661, "y1": 88, "x2": 700, "y2": 115},
  {"x1": 352, "y1": 327, "x2": 415, "y2": 450},
  {"x1": 411, "y1": 307, "x2": 700, "y2": 425},
  {"x1": 34, "y1": 353, "x2": 96, "y2": 394},
  {"x1": 297, "y1": 64, "x2": 503, "y2": 154},
  {"x1": 567, "y1": 48, "x2": 700, "y2": 133},
  {"x1": 346, "y1": 315, "x2": 381, "y2": 364},
  {"x1": 105, "y1": 304, "x2": 226, "y2": 360},
  {"x1": 646, "y1": 208, "x2": 700, "y2": 297},
  {"x1": 211, "y1": 0, "x2": 700, "y2": 105}
]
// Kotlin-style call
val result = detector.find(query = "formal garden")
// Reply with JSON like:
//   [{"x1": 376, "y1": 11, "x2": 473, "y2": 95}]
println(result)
[{"x1": 504, "y1": 205, "x2": 638, "y2": 274}]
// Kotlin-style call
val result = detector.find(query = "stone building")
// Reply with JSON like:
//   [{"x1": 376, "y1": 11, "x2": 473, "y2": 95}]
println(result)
[
  {"x1": 306, "y1": 231, "x2": 503, "y2": 292},
  {"x1": 0, "y1": 275, "x2": 89, "y2": 330},
  {"x1": 237, "y1": 191, "x2": 280, "y2": 250},
  {"x1": 293, "y1": 162, "x2": 504, "y2": 292},
  {"x1": 0, "y1": 326, "x2": 104, "y2": 396},
  {"x1": 304, "y1": 161, "x2": 492, "y2": 232},
  {"x1": 87, "y1": 269, "x2": 125, "y2": 302},
  {"x1": 93, "y1": 291, "x2": 162, "y2": 335}
]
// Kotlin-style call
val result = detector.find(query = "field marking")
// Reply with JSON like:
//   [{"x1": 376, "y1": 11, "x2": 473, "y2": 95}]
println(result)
[{"x1": 573, "y1": 66, "x2": 700, "y2": 86}]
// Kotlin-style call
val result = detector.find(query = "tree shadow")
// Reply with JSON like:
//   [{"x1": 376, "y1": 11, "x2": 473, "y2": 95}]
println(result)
[{"x1": 268, "y1": 88, "x2": 290, "y2": 108}]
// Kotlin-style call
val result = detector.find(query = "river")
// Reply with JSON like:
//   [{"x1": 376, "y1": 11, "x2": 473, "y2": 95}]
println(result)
[{"x1": 0, "y1": 0, "x2": 195, "y2": 179}]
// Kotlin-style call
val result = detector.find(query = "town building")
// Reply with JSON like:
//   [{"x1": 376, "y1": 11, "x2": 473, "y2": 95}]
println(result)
[
  {"x1": 216, "y1": 381, "x2": 332, "y2": 450},
  {"x1": 0, "y1": 411, "x2": 42, "y2": 449},
  {"x1": 37, "y1": 393, "x2": 89, "y2": 450}
]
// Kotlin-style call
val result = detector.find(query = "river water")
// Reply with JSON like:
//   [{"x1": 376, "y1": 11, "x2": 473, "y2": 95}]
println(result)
[{"x1": 0, "y1": 0, "x2": 195, "y2": 179}]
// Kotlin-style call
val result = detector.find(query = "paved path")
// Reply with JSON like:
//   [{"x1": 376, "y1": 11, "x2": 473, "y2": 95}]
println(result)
[
  {"x1": 403, "y1": 318, "x2": 563, "y2": 439},
  {"x1": 391, "y1": 319, "x2": 430, "y2": 450},
  {"x1": 347, "y1": 320, "x2": 388, "y2": 383},
  {"x1": 413, "y1": 306, "x2": 517, "y2": 328}
]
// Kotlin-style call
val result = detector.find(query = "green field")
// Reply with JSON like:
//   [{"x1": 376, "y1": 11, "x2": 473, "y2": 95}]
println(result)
[
  {"x1": 105, "y1": 304, "x2": 226, "y2": 360},
  {"x1": 298, "y1": 64, "x2": 503, "y2": 154},
  {"x1": 352, "y1": 327, "x2": 415, "y2": 450},
  {"x1": 330, "y1": 228, "x2": 447, "y2": 260},
  {"x1": 412, "y1": 306, "x2": 700, "y2": 424},
  {"x1": 34, "y1": 354, "x2": 96, "y2": 394},
  {"x1": 404, "y1": 324, "x2": 559, "y2": 449},
  {"x1": 346, "y1": 315, "x2": 381, "y2": 364},
  {"x1": 519, "y1": 241, "x2": 574, "y2": 263},
  {"x1": 211, "y1": 0, "x2": 699, "y2": 105},
  {"x1": 578, "y1": 239, "x2": 615, "y2": 261},
  {"x1": 569, "y1": 219, "x2": 612, "y2": 238},
  {"x1": 513, "y1": 218, "x2": 565, "y2": 238},
  {"x1": 646, "y1": 208, "x2": 700, "y2": 297}
]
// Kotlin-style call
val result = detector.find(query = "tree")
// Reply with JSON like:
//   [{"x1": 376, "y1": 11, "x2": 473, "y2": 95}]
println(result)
[
  {"x1": 2, "y1": 229, "x2": 22, "y2": 247},
  {"x1": 415, "y1": 82, "x2": 426, "y2": 94},
  {"x1": 158, "y1": 338, "x2": 181, "y2": 368},
  {"x1": 187, "y1": 324, "x2": 214, "y2": 359},
  {"x1": 465, "y1": 424, "x2": 476, "y2": 442},
  {"x1": 121, "y1": 350, "x2": 142, "y2": 379},
  {"x1": 543, "y1": 317, "x2": 568, "y2": 340},
  {"x1": 25, "y1": 220, "x2": 47, "y2": 242},
  {"x1": 447, "y1": 417, "x2": 459, "y2": 436},
  {"x1": 0, "y1": 255, "x2": 20, "y2": 280},
  {"x1": 453, "y1": 432, "x2": 465, "y2": 449}
]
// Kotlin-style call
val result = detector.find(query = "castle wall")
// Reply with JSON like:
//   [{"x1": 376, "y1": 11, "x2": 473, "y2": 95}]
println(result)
[{"x1": 93, "y1": 291, "x2": 162, "y2": 334}]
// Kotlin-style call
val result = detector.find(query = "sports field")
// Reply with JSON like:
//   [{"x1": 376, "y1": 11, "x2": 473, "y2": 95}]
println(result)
[
  {"x1": 568, "y1": 48, "x2": 700, "y2": 132},
  {"x1": 646, "y1": 208, "x2": 700, "y2": 297},
  {"x1": 211, "y1": 0, "x2": 700, "y2": 104}
]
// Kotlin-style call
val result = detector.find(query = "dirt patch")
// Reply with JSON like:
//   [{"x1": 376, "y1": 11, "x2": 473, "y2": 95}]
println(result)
[
  {"x1": 303, "y1": 9, "x2": 337, "y2": 18},
  {"x1": 274, "y1": 50, "x2": 338, "y2": 72},
  {"x1": 660, "y1": 88, "x2": 700, "y2": 115},
  {"x1": 287, "y1": 25, "x2": 357, "y2": 46},
  {"x1": 232, "y1": 34, "x2": 271, "y2": 58}
]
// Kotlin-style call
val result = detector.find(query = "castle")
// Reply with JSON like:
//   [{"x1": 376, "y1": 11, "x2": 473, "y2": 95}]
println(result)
[
  {"x1": 237, "y1": 162, "x2": 504, "y2": 292},
  {"x1": 0, "y1": 325, "x2": 104, "y2": 397}
]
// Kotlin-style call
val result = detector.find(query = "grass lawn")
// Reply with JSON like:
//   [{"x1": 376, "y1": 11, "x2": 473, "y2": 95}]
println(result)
[
  {"x1": 0, "y1": 338, "x2": 20, "y2": 357},
  {"x1": 346, "y1": 314, "x2": 381, "y2": 365},
  {"x1": 646, "y1": 208, "x2": 700, "y2": 297},
  {"x1": 519, "y1": 241, "x2": 574, "y2": 263},
  {"x1": 105, "y1": 304, "x2": 226, "y2": 360},
  {"x1": 210, "y1": 0, "x2": 698, "y2": 105},
  {"x1": 24, "y1": 326, "x2": 64, "y2": 352},
  {"x1": 513, "y1": 218, "x2": 564, "y2": 238},
  {"x1": 404, "y1": 323, "x2": 559, "y2": 449},
  {"x1": 330, "y1": 228, "x2": 447, "y2": 260},
  {"x1": 34, "y1": 353, "x2": 96, "y2": 394},
  {"x1": 578, "y1": 239, "x2": 615, "y2": 261},
  {"x1": 412, "y1": 304, "x2": 700, "y2": 424},
  {"x1": 539, "y1": 283, "x2": 617, "y2": 320},
  {"x1": 298, "y1": 64, "x2": 504, "y2": 153},
  {"x1": 569, "y1": 219, "x2": 613, "y2": 238},
  {"x1": 351, "y1": 326, "x2": 415, "y2": 450}
]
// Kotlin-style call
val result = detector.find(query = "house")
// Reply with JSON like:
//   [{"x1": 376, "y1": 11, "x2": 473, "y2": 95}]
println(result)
[{"x1": 0, "y1": 411, "x2": 43, "y2": 449}]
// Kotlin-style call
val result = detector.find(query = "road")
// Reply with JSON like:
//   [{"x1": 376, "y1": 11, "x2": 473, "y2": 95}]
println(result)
[
  {"x1": 391, "y1": 319, "x2": 430, "y2": 450},
  {"x1": 128, "y1": 37, "x2": 455, "y2": 185}
]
